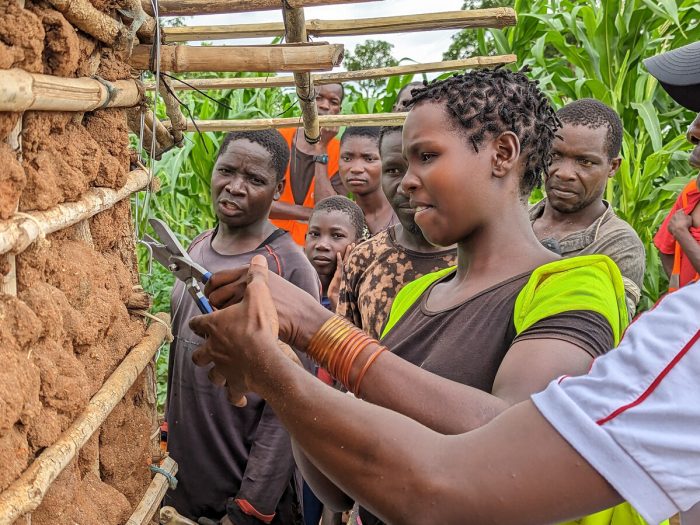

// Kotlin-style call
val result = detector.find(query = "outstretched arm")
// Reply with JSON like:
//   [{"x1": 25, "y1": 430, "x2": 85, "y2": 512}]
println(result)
[{"x1": 190, "y1": 257, "x2": 620, "y2": 524}]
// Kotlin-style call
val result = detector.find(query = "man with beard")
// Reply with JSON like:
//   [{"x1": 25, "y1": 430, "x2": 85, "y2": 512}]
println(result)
[
  {"x1": 270, "y1": 84, "x2": 346, "y2": 246},
  {"x1": 336, "y1": 126, "x2": 457, "y2": 339},
  {"x1": 530, "y1": 99, "x2": 645, "y2": 316}
]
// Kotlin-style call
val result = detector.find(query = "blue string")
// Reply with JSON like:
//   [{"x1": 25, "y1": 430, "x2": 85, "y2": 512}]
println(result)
[{"x1": 150, "y1": 464, "x2": 178, "y2": 489}]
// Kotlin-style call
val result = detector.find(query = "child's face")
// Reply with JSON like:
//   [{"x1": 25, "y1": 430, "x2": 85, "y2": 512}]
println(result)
[
  {"x1": 339, "y1": 136, "x2": 382, "y2": 196},
  {"x1": 305, "y1": 210, "x2": 357, "y2": 277}
]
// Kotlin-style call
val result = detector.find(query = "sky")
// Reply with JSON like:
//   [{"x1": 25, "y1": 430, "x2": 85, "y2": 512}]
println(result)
[{"x1": 177, "y1": 1, "x2": 467, "y2": 68}]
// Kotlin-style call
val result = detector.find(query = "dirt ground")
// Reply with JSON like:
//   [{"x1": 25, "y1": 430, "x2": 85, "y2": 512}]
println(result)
[{"x1": 0, "y1": 1, "x2": 155, "y2": 523}]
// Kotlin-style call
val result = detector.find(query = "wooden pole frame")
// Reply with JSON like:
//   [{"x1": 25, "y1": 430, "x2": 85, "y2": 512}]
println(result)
[
  {"x1": 0, "y1": 70, "x2": 142, "y2": 112},
  {"x1": 142, "y1": 0, "x2": 379, "y2": 17},
  {"x1": 0, "y1": 314, "x2": 171, "y2": 525},
  {"x1": 144, "y1": 55, "x2": 517, "y2": 92},
  {"x1": 130, "y1": 43, "x2": 345, "y2": 73},
  {"x1": 282, "y1": 3, "x2": 320, "y2": 143},
  {"x1": 124, "y1": 457, "x2": 178, "y2": 525},
  {"x1": 165, "y1": 112, "x2": 407, "y2": 132},
  {"x1": 164, "y1": 8, "x2": 517, "y2": 42},
  {"x1": 0, "y1": 170, "x2": 150, "y2": 256}
]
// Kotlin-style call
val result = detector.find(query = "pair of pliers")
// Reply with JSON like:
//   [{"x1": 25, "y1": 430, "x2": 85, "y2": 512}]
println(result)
[{"x1": 143, "y1": 218, "x2": 214, "y2": 314}]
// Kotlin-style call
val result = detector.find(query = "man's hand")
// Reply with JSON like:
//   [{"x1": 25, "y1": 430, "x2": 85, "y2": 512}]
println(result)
[
  {"x1": 669, "y1": 209, "x2": 693, "y2": 238},
  {"x1": 190, "y1": 255, "x2": 281, "y2": 407},
  {"x1": 203, "y1": 261, "x2": 332, "y2": 350}
]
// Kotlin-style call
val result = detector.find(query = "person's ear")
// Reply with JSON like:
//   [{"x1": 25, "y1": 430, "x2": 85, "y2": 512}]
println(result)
[
  {"x1": 608, "y1": 156, "x2": 622, "y2": 178},
  {"x1": 274, "y1": 178, "x2": 285, "y2": 201},
  {"x1": 492, "y1": 131, "x2": 520, "y2": 179}
]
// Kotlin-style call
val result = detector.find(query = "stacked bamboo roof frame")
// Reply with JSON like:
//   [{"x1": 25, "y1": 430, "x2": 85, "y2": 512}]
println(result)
[{"x1": 0, "y1": 1, "x2": 518, "y2": 523}]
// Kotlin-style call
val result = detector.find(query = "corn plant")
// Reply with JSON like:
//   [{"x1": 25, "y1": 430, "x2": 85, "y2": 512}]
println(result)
[{"x1": 474, "y1": 0, "x2": 700, "y2": 308}]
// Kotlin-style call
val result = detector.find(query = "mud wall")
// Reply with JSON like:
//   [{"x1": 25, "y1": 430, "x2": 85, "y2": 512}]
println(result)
[{"x1": 0, "y1": 1, "x2": 155, "y2": 523}]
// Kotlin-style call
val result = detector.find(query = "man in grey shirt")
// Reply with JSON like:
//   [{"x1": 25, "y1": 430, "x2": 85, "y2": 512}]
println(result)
[
  {"x1": 530, "y1": 99, "x2": 645, "y2": 316},
  {"x1": 165, "y1": 129, "x2": 320, "y2": 524}
]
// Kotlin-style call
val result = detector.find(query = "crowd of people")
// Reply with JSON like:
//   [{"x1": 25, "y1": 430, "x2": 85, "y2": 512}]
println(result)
[{"x1": 161, "y1": 41, "x2": 700, "y2": 525}]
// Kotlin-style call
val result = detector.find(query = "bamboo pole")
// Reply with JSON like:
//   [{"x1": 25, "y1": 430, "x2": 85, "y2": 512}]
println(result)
[
  {"x1": 130, "y1": 43, "x2": 344, "y2": 73},
  {"x1": 145, "y1": 55, "x2": 517, "y2": 91},
  {"x1": 0, "y1": 169, "x2": 149, "y2": 256},
  {"x1": 0, "y1": 70, "x2": 142, "y2": 112},
  {"x1": 166, "y1": 112, "x2": 407, "y2": 132},
  {"x1": 124, "y1": 457, "x2": 178, "y2": 525},
  {"x1": 282, "y1": 4, "x2": 320, "y2": 143},
  {"x1": 0, "y1": 313, "x2": 171, "y2": 525},
  {"x1": 165, "y1": 8, "x2": 517, "y2": 42},
  {"x1": 126, "y1": 109, "x2": 176, "y2": 160},
  {"x1": 158, "y1": 77, "x2": 186, "y2": 146},
  {"x1": 1, "y1": 116, "x2": 22, "y2": 297},
  {"x1": 142, "y1": 0, "x2": 378, "y2": 16},
  {"x1": 46, "y1": 0, "x2": 124, "y2": 47}
]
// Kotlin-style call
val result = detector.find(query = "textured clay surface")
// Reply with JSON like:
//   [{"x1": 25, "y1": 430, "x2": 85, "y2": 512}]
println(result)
[{"x1": 1, "y1": 2, "x2": 154, "y2": 522}]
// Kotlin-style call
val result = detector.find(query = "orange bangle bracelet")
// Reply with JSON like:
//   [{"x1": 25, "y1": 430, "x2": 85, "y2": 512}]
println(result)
[
  {"x1": 329, "y1": 329, "x2": 364, "y2": 379},
  {"x1": 340, "y1": 336, "x2": 372, "y2": 387},
  {"x1": 352, "y1": 345, "x2": 387, "y2": 397}
]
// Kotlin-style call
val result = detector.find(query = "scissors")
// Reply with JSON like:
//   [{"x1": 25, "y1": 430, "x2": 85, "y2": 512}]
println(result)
[{"x1": 143, "y1": 218, "x2": 214, "y2": 314}]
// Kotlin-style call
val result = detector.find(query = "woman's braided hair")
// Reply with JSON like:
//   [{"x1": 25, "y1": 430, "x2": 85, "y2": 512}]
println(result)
[{"x1": 406, "y1": 68, "x2": 561, "y2": 195}]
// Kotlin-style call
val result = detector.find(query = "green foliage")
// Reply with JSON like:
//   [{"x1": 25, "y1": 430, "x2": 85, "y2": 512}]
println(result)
[
  {"x1": 344, "y1": 39, "x2": 399, "y2": 98},
  {"x1": 444, "y1": 0, "x2": 514, "y2": 60},
  {"x1": 470, "y1": 0, "x2": 700, "y2": 309}
]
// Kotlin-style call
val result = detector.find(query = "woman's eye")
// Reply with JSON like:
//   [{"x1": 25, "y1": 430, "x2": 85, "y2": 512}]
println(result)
[
  {"x1": 421, "y1": 153, "x2": 436, "y2": 162},
  {"x1": 332, "y1": 233, "x2": 346, "y2": 239}
]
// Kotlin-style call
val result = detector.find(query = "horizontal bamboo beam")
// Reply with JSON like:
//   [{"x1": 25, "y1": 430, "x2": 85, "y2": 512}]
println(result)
[
  {"x1": 0, "y1": 313, "x2": 171, "y2": 525},
  {"x1": 0, "y1": 69, "x2": 141, "y2": 112},
  {"x1": 166, "y1": 112, "x2": 407, "y2": 132},
  {"x1": 125, "y1": 457, "x2": 178, "y2": 525},
  {"x1": 130, "y1": 43, "x2": 344, "y2": 73},
  {"x1": 164, "y1": 8, "x2": 517, "y2": 42},
  {"x1": 0, "y1": 169, "x2": 149, "y2": 256},
  {"x1": 145, "y1": 55, "x2": 517, "y2": 91},
  {"x1": 142, "y1": 0, "x2": 378, "y2": 16}
]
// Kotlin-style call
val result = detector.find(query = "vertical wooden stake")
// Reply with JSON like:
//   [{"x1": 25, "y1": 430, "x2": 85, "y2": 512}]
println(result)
[
  {"x1": 2, "y1": 115, "x2": 22, "y2": 297},
  {"x1": 282, "y1": 6, "x2": 320, "y2": 143}
]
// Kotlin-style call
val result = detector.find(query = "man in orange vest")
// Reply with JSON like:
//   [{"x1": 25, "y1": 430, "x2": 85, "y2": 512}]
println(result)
[{"x1": 270, "y1": 83, "x2": 346, "y2": 245}]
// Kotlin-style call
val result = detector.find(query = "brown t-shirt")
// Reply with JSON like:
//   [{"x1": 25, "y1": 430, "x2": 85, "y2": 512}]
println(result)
[
  {"x1": 336, "y1": 225, "x2": 457, "y2": 339},
  {"x1": 359, "y1": 270, "x2": 614, "y2": 525},
  {"x1": 381, "y1": 270, "x2": 613, "y2": 390}
]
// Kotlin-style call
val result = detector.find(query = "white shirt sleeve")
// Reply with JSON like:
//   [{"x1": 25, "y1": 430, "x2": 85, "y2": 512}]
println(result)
[{"x1": 532, "y1": 282, "x2": 700, "y2": 525}]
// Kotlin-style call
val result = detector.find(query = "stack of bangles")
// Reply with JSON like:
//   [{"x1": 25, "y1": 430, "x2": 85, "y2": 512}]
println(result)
[{"x1": 307, "y1": 315, "x2": 387, "y2": 397}]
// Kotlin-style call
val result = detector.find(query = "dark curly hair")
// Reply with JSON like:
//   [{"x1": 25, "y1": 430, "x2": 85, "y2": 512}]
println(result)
[
  {"x1": 216, "y1": 129, "x2": 290, "y2": 182},
  {"x1": 405, "y1": 68, "x2": 561, "y2": 195},
  {"x1": 311, "y1": 196, "x2": 369, "y2": 241},
  {"x1": 556, "y1": 99, "x2": 623, "y2": 159},
  {"x1": 340, "y1": 126, "x2": 381, "y2": 147}
]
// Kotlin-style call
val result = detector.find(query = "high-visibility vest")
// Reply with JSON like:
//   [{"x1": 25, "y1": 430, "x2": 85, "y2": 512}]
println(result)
[
  {"x1": 669, "y1": 179, "x2": 700, "y2": 292},
  {"x1": 270, "y1": 128, "x2": 341, "y2": 246}
]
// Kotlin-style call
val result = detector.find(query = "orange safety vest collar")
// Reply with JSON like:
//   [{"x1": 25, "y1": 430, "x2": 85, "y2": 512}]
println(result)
[{"x1": 271, "y1": 127, "x2": 341, "y2": 246}]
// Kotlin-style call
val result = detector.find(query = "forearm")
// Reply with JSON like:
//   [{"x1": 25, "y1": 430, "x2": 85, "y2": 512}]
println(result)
[
  {"x1": 292, "y1": 441, "x2": 353, "y2": 511},
  {"x1": 675, "y1": 230, "x2": 700, "y2": 274},
  {"x1": 255, "y1": 348, "x2": 620, "y2": 524},
  {"x1": 314, "y1": 164, "x2": 335, "y2": 201},
  {"x1": 255, "y1": 349, "x2": 461, "y2": 524},
  {"x1": 269, "y1": 201, "x2": 312, "y2": 221}
]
